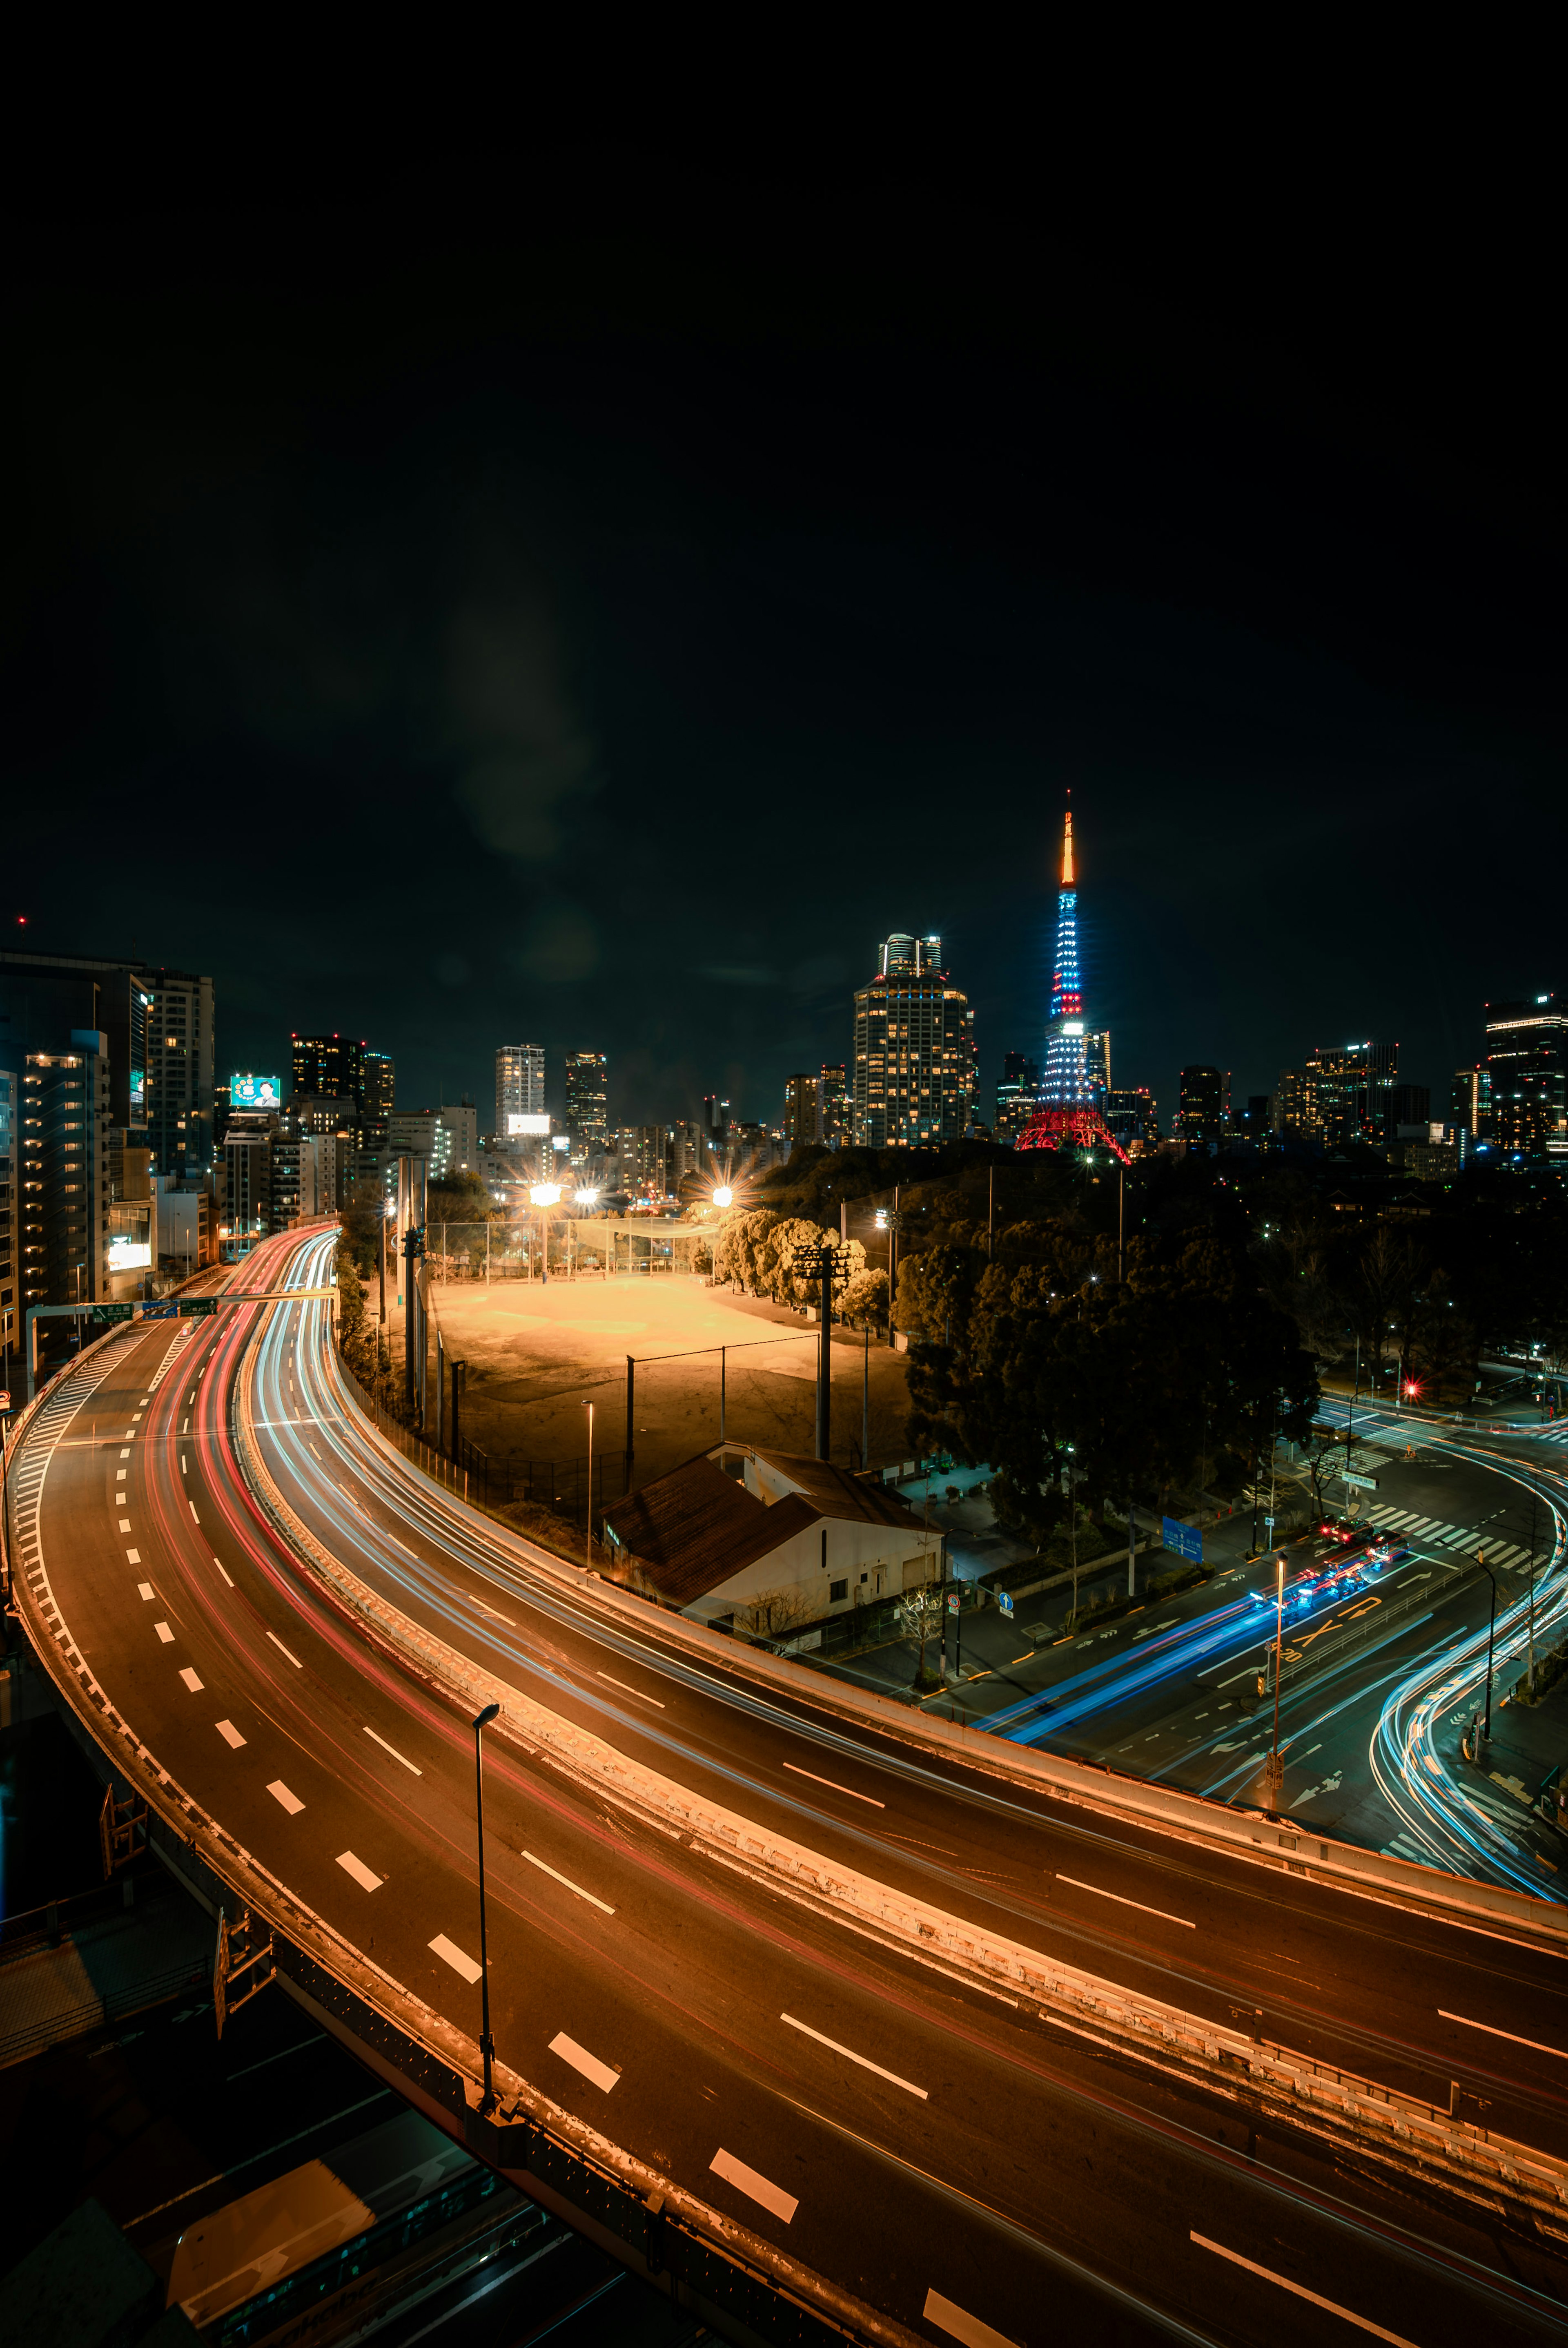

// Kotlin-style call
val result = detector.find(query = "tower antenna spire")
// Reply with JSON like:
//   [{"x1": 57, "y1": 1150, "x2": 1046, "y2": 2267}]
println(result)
[{"x1": 1061, "y1": 790, "x2": 1075, "y2": 888}]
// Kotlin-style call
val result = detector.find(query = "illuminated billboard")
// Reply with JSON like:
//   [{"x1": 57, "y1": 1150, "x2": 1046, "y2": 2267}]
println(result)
[
  {"x1": 232, "y1": 1073, "x2": 282, "y2": 1111},
  {"x1": 507, "y1": 1112, "x2": 551, "y2": 1136},
  {"x1": 129, "y1": 1067, "x2": 145, "y2": 1115},
  {"x1": 108, "y1": 1235, "x2": 152, "y2": 1272}
]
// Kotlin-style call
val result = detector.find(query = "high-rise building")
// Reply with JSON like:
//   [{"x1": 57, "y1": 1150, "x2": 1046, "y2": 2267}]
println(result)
[
  {"x1": 1237, "y1": 1094, "x2": 1276, "y2": 1144},
  {"x1": 1276, "y1": 1067, "x2": 1321, "y2": 1141},
  {"x1": 291, "y1": 1034, "x2": 363, "y2": 1108},
  {"x1": 388, "y1": 1102, "x2": 478, "y2": 1182},
  {"x1": 819, "y1": 1064, "x2": 846, "y2": 1148},
  {"x1": 564, "y1": 1051, "x2": 609, "y2": 1161},
  {"x1": 702, "y1": 1094, "x2": 731, "y2": 1148},
  {"x1": 138, "y1": 966, "x2": 216, "y2": 1181},
  {"x1": 18, "y1": 1034, "x2": 115, "y2": 1346},
  {"x1": 1177, "y1": 1066, "x2": 1226, "y2": 1146},
  {"x1": 495, "y1": 1044, "x2": 546, "y2": 1142},
  {"x1": 1084, "y1": 1031, "x2": 1110, "y2": 1108},
  {"x1": 1307, "y1": 1041, "x2": 1398, "y2": 1146},
  {"x1": 362, "y1": 1049, "x2": 394, "y2": 1144},
  {"x1": 1450, "y1": 1065, "x2": 1491, "y2": 1137},
  {"x1": 1105, "y1": 1087, "x2": 1157, "y2": 1151},
  {"x1": 784, "y1": 1074, "x2": 820, "y2": 1149},
  {"x1": 851, "y1": 937, "x2": 976, "y2": 1148},
  {"x1": 1386, "y1": 1083, "x2": 1431, "y2": 1129},
  {"x1": 0, "y1": 950, "x2": 154, "y2": 1137},
  {"x1": 993, "y1": 1052, "x2": 1040, "y2": 1146},
  {"x1": 1484, "y1": 995, "x2": 1567, "y2": 1157},
  {"x1": 0, "y1": 1064, "x2": 16, "y2": 1369}
]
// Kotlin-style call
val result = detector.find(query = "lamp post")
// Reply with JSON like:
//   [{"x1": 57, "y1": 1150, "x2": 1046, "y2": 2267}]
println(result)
[
  {"x1": 1263, "y1": 1555, "x2": 1285, "y2": 1802},
  {"x1": 582, "y1": 1398, "x2": 594, "y2": 1568},
  {"x1": 472, "y1": 1700, "x2": 500, "y2": 2112},
  {"x1": 530, "y1": 1182, "x2": 562, "y2": 1285}
]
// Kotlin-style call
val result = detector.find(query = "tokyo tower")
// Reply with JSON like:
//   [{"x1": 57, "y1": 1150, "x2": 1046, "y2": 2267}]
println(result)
[{"x1": 1017, "y1": 796, "x2": 1129, "y2": 1162}]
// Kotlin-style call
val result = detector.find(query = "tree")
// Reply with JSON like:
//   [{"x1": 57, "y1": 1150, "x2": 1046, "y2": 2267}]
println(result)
[
  {"x1": 737, "y1": 1586, "x2": 813, "y2": 1642},
  {"x1": 897, "y1": 1582, "x2": 946, "y2": 1688},
  {"x1": 840, "y1": 1267, "x2": 889, "y2": 1326}
]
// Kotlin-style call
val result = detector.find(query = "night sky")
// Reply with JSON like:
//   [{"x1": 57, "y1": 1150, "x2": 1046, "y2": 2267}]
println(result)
[{"x1": 7, "y1": 174, "x2": 1560, "y2": 1132}]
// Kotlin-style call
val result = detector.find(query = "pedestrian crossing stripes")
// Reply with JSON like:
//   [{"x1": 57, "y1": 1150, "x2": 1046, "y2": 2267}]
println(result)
[{"x1": 1365, "y1": 1504, "x2": 1538, "y2": 1567}]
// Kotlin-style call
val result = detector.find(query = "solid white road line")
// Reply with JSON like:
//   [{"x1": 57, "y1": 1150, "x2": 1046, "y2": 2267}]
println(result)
[
  {"x1": 1055, "y1": 1873, "x2": 1196, "y2": 1929},
  {"x1": 597, "y1": 1670, "x2": 665, "y2": 1707},
  {"x1": 179, "y1": 1668, "x2": 204, "y2": 1693},
  {"x1": 922, "y1": 2287, "x2": 1020, "y2": 2348},
  {"x1": 781, "y1": 2012, "x2": 927, "y2": 2098},
  {"x1": 126, "y1": 1548, "x2": 140, "y2": 1565},
  {"x1": 782, "y1": 1761, "x2": 886, "y2": 1808},
  {"x1": 267, "y1": 1780, "x2": 305, "y2": 1814},
  {"x1": 267, "y1": 1631, "x2": 303, "y2": 1668},
  {"x1": 190, "y1": 1502, "x2": 200, "y2": 1523},
  {"x1": 709, "y1": 2148, "x2": 797, "y2": 2224},
  {"x1": 365, "y1": 1726, "x2": 423, "y2": 1775},
  {"x1": 138, "y1": 1583, "x2": 154, "y2": 1601},
  {"x1": 549, "y1": 2031, "x2": 619, "y2": 2093},
  {"x1": 1191, "y1": 2233, "x2": 1417, "y2": 2345},
  {"x1": 154, "y1": 1622, "x2": 174, "y2": 1644},
  {"x1": 213, "y1": 1558, "x2": 234, "y2": 1587},
  {"x1": 523, "y1": 1849, "x2": 615, "y2": 1915},
  {"x1": 337, "y1": 1851, "x2": 384, "y2": 1893},
  {"x1": 430, "y1": 1933, "x2": 482, "y2": 1984},
  {"x1": 1439, "y1": 2010, "x2": 1568, "y2": 2059},
  {"x1": 216, "y1": 1721, "x2": 246, "y2": 1748}
]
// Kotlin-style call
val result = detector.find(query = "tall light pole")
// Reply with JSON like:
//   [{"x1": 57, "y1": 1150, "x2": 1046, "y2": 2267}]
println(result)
[
  {"x1": 582, "y1": 1398, "x2": 594, "y2": 1568},
  {"x1": 531, "y1": 1182, "x2": 562, "y2": 1285},
  {"x1": 1263, "y1": 1554, "x2": 1285, "y2": 1803},
  {"x1": 472, "y1": 1700, "x2": 500, "y2": 2113}
]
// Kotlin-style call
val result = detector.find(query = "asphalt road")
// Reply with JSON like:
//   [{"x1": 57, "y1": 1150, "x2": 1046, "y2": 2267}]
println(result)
[{"x1": 14, "y1": 1228, "x2": 1568, "y2": 2348}]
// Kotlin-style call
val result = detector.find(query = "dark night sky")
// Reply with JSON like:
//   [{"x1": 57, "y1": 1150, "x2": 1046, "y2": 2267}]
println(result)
[{"x1": 6, "y1": 169, "x2": 1561, "y2": 1131}]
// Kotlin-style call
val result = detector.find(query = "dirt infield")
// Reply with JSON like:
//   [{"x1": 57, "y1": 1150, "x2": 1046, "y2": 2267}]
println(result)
[{"x1": 401, "y1": 1271, "x2": 913, "y2": 1490}]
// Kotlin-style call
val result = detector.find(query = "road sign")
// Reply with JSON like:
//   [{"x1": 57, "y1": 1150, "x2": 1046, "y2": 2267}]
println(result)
[
  {"x1": 1342, "y1": 1470, "x2": 1380, "y2": 1492},
  {"x1": 997, "y1": 1590, "x2": 1014, "y2": 1619},
  {"x1": 0, "y1": 1390, "x2": 9, "y2": 1412},
  {"x1": 946, "y1": 1590, "x2": 960, "y2": 1615},
  {"x1": 1162, "y1": 1516, "x2": 1203, "y2": 1564},
  {"x1": 88, "y1": 1304, "x2": 136, "y2": 1326}
]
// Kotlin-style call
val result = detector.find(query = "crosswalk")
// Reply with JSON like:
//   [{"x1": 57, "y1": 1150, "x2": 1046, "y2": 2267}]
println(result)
[{"x1": 1363, "y1": 1503, "x2": 1541, "y2": 1571}]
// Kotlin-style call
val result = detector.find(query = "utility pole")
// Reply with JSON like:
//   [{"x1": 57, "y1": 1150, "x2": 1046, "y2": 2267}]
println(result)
[
  {"x1": 862, "y1": 1323, "x2": 870, "y2": 1472},
  {"x1": 1263, "y1": 1554, "x2": 1285, "y2": 1804},
  {"x1": 790, "y1": 1238, "x2": 851, "y2": 1461},
  {"x1": 402, "y1": 1222, "x2": 425, "y2": 1418},
  {"x1": 625, "y1": 1354, "x2": 635, "y2": 1487}
]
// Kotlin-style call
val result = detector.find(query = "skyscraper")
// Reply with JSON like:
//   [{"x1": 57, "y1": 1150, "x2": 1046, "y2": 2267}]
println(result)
[
  {"x1": 1017, "y1": 803, "x2": 1126, "y2": 1160},
  {"x1": 784, "y1": 1073, "x2": 820, "y2": 1148},
  {"x1": 495, "y1": 1044, "x2": 546, "y2": 1141},
  {"x1": 564, "y1": 1050, "x2": 609, "y2": 1160},
  {"x1": 1307, "y1": 1041, "x2": 1398, "y2": 1146},
  {"x1": 1177, "y1": 1066, "x2": 1226, "y2": 1146},
  {"x1": 292, "y1": 1034, "x2": 363, "y2": 1108},
  {"x1": 819, "y1": 1063, "x2": 846, "y2": 1147},
  {"x1": 1485, "y1": 994, "x2": 1568, "y2": 1157},
  {"x1": 362, "y1": 1049, "x2": 394, "y2": 1145},
  {"x1": 850, "y1": 937, "x2": 976, "y2": 1148},
  {"x1": 993, "y1": 1050, "x2": 1040, "y2": 1145}
]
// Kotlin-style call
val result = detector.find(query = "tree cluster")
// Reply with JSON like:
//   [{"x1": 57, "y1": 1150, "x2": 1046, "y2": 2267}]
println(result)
[{"x1": 713, "y1": 1210, "x2": 867, "y2": 1309}]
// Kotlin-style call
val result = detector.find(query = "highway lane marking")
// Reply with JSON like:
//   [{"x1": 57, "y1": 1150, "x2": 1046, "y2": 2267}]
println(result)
[
  {"x1": 213, "y1": 1558, "x2": 234, "y2": 1587},
  {"x1": 923, "y1": 2288, "x2": 1020, "y2": 2348},
  {"x1": 124, "y1": 1428, "x2": 137, "y2": 1438},
  {"x1": 154, "y1": 1622, "x2": 174, "y2": 1644},
  {"x1": 216, "y1": 1720, "x2": 246, "y2": 1748},
  {"x1": 120, "y1": 1448, "x2": 131, "y2": 1459},
  {"x1": 189, "y1": 1503, "x2": 200, "y2": 1523},
  {"x1": 364, "y1": 1726, "x2": 423, "y2": 1776},
  {"x1": 782, "y1": 1761, "x2": 885, "y2": 1807},
  {"x1": 180, "y1": 1458, "x2": 187, "y2": 1474},
  {"x1": 430, "y1": 1933, "x2": 482, "y2": 1984},
  {"x1": 781, "y1": 2012, "x2": 928, "y2": 2098},
  {"x1": 472, "y1": 1600, "x2": 518, "y2": 1626},
  {"x1": 182, "y1": 1417, "x2": 189, "y2": 1433},
  {"x1": 116, "y1": 1471, "x2": 126, "y2": 1482},
  {"x1": 597, "y1": 1670, "x2": 664, "y2": 1707},
  {"x1": 118, "y1": 1519, "x2": 131, "y2": 1532},
  {"x1": 267, "y1": 1780, "x2": 305, "y2": 1814},
  {"x1": 523, "y1": 1850, "x2": 616, "y2": 1915},
  {"x1": 1439, "y1": 2010, "x2": 1568, "y2": 2059},
  {"x1": 709, "y1": 2148, "x2": 797, "y2": 2224},
  {"x1": 1190, "y1": 2233, "x2": 1417, "y2": 2345},
  {"x1": 180, "y1": 1668, "x2": 204, "y2": 1692},
  {"x1": 337, "y1": 1850, "x2": 384, "y2": 1893},
  {"x1": 1055, "y1": 1874, "x2": 1195, "y2": 1928},
  {"x1": 138, "y1": 1583, "x2": 154, "y2": 1600},
  {"x1": 266, "y1": 1632, "x2": 303, "y2": 1668},
  {"x1": 549, "y1": 2031, "x2": 619, "y2": 2093},
  {"x1": 126, "y1": 1547, "x2": 140, "y2": 1564}
]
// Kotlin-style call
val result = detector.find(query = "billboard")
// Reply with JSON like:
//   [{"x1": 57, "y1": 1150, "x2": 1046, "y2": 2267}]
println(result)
[
  {"x1": 232, "y1": 1073, "x2": 282, "y2": 1111},
  {"x1": 108, "y1": 1235, "x2": 152, "y2": 1272},
  {"x1": 129, "y1": 1066, "x2": 145, "y2": 1115},
  {"x1": 507, "y1": 1112, "x2": 551, "y2": 1136}
]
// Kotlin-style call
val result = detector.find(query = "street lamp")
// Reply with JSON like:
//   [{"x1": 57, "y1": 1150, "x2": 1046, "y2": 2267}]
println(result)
[
  {"x1": 582, "y1": 1398, "x2": 594, "y2": 1568},
  {"x1": 530, "y1": 1182, "x2": 562, "y2": 1286},
  {"x1": 472, "y1": 1700, "x2": 500, "y2": 2112},
  {"x1": 712, "y1": 1185, "x2": 733, "y2": 1209},
  {"x1": 1263, "y1": 1555, "x2": 1286, "y2": 1803}
]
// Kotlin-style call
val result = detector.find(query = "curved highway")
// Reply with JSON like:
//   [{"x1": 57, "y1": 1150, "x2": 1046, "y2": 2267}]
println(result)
[{"x1": 12, "y1": 1226, "x2": 1568, "y2": 2347}]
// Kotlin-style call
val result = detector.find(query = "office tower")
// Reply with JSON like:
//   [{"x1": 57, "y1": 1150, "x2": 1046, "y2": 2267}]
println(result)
[
  {"x1": 18, "y1": 1034, "x2": 114, "y2": 1354},
  {"x1": 291, "y1": 1034, "x2": 363, "y2": 1107},
  {"x1": 1484, "y1": 994, "x2": 1568, "y2": 1157},
  {"x1": 1104, "y1": 1087, "x2": 1158, "y2": 1151},
  {"x1": 1450, "y1": 1065, "x2": 1490, "y2": 1137},
  {"x1": 495, "y1": 1044, "x2": 546, "y2": 1141},
  {"x1": 993, "y1": 1052, "x2": 1040, "y2": 1146},
  {"x1": 223, "y1": 1078, "x2": 283, "y2": 1252},
  {"x1": 1237, "y1": 1094, "x2": 1276, "y2": 1144},
  {"x1": 387, "y1": 1102, "x2": 479, "y2": 1182},
  {"x1": 1084, "y1": 1030, "x2": 1111, "y2": 1107},
  {"x1": 1016, "y1": 803, "x2": 1127, "y2": 1160},
  {"x1": 1307, "y1": 1041, "x2": 1398, "y2": 1146},
  {"x1": 362, "y1": 1048, "x2": 394, "y2": 1144},
  {"x1": 784, "y1": 1074, "x2": 820, "y2": 1149},
  {"x1": 138, "y1": 966, "x2": 216, "y2": 1181},
  {"x1": 819, "y1": 1064, "x2": 846, "y2": 1148},
  {"x1": 1386, "y1": 1083, "x2": 1431, "y2": 1129},
  {"x1": 851, "y1": 936, "x2": 976, "y2": 1148},
  {"x1": 565, "y1": 1050, "x2": 609, "y2": 1160},
  {"x1": 1177, "y1": 1066, "x2": 1226, "y2": 1146},
  {"x1": 1276, "y1": 1067, "x2": 1322, "y2": 1142},
  {"x1": 0, "y1": 1065, "x2": 15, "y2": 1371},
  {"x1": 0, "y1": 950, "x2": 153, "y2": 1136}
]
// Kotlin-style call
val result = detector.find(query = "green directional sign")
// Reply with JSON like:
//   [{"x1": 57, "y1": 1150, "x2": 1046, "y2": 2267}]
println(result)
[{"x1": 88, "y1": 1304, "x2": 136, "y2": 1325}]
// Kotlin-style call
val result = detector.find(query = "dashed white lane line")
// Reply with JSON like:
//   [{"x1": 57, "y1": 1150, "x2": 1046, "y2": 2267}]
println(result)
[
  {"x1": 120, "y1": 1448, "x2": 131, "y2": 1459},
  {"x1": 154, "y1": 1622, "x2": 174, "y2": 1644},
  {"x1": 1191, "y1": 2233, "x2": 1416, "y2": 2345},
  {"x1": 548, "y1": 2031, "x2": 619, "y2": 2093},
  {"x1": 180, "y1": 1458, "x2": 187, "y2": 1475},
  {"x1": 1439, "y1": 2010, "x2": 1568, "y2": 2059},
  {"x1": 267, "y1": 1780, "x2": 305, "y2": 1815},
  {"x1": 364, "y1": 1726, "x2": 422, "y2": 1776},
  {"x1": 709, "y1": 2147, "x2": 797, "y2": 2224},
  {"x1": 267, "y1": 1631, "x2": 303, "y2": 1669},
  {"x1": 923, "y1": 2287, "x2": 1020, "y2": 2348},
  {"x1": 180, "y1": 1668, "x2": 204, "y2": 1693},
  {"x1": 213, "y1": 1558, "x2": 234, "y2": 1587},
  {"x1": 138, "y1": 1583, "x2": 154, "y2": 1601},
  {"x1": 116, "y1": 1471, "x2": 126, "y2": 1483},
  {"x1": 216, "y1": 1720, "x2": 246, "y2": 1748},
  {"x1": 597, "y1": 1670, "x2": 665, "y2": 1708},
  {"x1": 1055, "y1": 1873, "x2": 1195, "y2": 1929},
  {"x1": 118, "y1": 1519, "x2": 131, "y2": 1532},
  {"x1": 430, "y1": 1933, "x2": 481, "y2": 1984},
  {"x1": 189, "y1": 1502, "x2": 200, "y2": 1523},
  {"x1": 782, "y1": 1761, "x2": 885, "y2": 1808},
  {"x1": 182, "y1": 1416, "x2": 189, "y2": 1433},
  {"x1": 337, "y1": 1851, "x2": 384, "y2": 1893},
  {"x1": 523, "y1": 1850, "x2": 615, "y2": 1915},
  {"x1": 126, "y1": 1547, "x2": 140, "y2": 1565},
  {"x1": 782, "y1": 2011, "x2": 928, "y2": 2098}
]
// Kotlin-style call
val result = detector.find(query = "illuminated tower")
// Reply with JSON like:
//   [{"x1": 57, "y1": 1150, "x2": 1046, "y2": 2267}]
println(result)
[{"x1": 1018, "y1": 798, "x2": 1128, "y2": 1162}]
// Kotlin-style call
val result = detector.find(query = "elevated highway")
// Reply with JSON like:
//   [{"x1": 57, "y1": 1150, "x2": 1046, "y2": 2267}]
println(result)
[{"x1": 8, "y1": 1226, "x2": 1568, "y2": 2347}]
